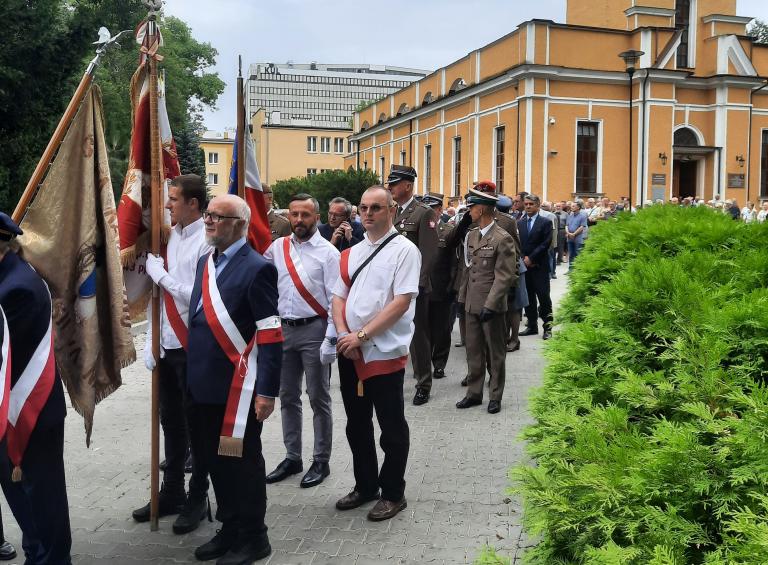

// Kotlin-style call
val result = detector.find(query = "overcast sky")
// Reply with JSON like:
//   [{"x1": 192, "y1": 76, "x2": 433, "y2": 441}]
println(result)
[{"x1": 162, "y1": 0, "x2": 767, "y2": 132}]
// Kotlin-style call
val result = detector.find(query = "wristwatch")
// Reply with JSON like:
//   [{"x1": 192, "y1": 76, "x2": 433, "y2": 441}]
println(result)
[{"x1": 357, "y1": 329, "x2": 370, "y2": 342}]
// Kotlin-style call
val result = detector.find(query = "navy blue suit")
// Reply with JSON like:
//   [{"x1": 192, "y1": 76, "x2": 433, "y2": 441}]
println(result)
[
  {"x1": 518, "y1": 214, "x2": 554, "y2": 332},
  {"x1": 186, "y1": 242, "x2": 282, "y2": 545},
  {"x1": 0, "y1": 251, "x2": 70, "y2": 564}
]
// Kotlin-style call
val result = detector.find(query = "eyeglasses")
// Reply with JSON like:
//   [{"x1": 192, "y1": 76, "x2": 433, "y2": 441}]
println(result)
[
  {"x1": 328, "y1": 212, "x2": 348, "y2": 219},
  {"x1": 358, "y1": 204, "x2": 392, "y2": 214},
  {"x1": 202, "y1": 211, "x2": 241, "y2": 223}
]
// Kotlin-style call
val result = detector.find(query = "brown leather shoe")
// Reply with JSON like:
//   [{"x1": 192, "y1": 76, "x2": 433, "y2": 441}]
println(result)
[
  {"x1": 336, "y1": 489, "x2": 380, "y2": 510},
  {"x1": 367, "y1": 497, "x2": 407, "y2": 521}
]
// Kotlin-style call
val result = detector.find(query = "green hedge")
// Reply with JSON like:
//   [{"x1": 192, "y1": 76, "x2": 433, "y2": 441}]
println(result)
[{"x1": 513, "y1": 206, "x2": 768, "y2": 564}]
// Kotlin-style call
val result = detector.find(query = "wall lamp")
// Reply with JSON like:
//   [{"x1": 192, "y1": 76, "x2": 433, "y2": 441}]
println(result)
[
  {"x1": 658, "y1": 152, "x2": 668, "y2": 166},
  {"x1": 735, "y1": 154, "x2": 745, "y2": 168}
]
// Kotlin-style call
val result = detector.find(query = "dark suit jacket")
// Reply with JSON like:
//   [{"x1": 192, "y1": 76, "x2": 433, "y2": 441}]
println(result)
[
  {"x1": 318, "y1": 222, "x2": 364, "y2": 251},
  {"x1": 187, "y1": 244, "x2": 282, "y2": 405},
  {"x1": 518, "y1": 214, "x2": 552, "y2": 269},
  {"x1": 0, "y1": 252, "x2": 65, "y2": 431}
]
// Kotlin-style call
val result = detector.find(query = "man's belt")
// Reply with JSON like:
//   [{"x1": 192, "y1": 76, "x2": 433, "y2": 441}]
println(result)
[{"x1": 282, "y1": 316, "x2": 321, "y2": 327}]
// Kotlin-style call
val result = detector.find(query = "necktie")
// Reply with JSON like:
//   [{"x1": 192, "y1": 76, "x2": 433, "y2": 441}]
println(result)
[
  {"x1": 397, "y1": 206, "x2": 403, "y2": 217},
  {"x1": 527, "y1": 217, "x2": 533, "y2": 233},
  {"x1": 213, "y1": 252, "x2": 222, "y2": 267}
]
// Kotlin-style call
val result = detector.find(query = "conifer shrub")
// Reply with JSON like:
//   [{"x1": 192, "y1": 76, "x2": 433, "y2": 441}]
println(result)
[{"x1": 513, "y1": 206, "x2": 768, "y2": 563}]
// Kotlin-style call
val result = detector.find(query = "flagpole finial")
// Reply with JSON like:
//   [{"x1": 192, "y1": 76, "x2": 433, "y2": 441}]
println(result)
[
  {"x1": 142, "y1": 0, "x2": 163, "y2": 16},
  {"x1": 239, "y1": 55, "x2": 242, "y2": 78},
  {"x1": 86, "y1": 28, "x2": 133, "y2": 76}
]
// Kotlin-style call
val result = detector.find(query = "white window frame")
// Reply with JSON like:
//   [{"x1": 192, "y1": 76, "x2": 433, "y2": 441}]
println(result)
[
  {"x1": 424, "y1": 144, "x2": 433, "y2": 193},
  {"x1": 307, "y1": 136, "x2": 317, "y2": 153},
  {"x1": 208, "y1": 152, "x2": 219, "y2": 165},
  {"x1": 207, "y1": 173, "x2": 218, "y2": 186},
  {"x1": 320, "y1": 137, "x2": 331, "y2": 153},
  {"x1": 572, "y1": 119, "x2": 604, "y2": 195}
]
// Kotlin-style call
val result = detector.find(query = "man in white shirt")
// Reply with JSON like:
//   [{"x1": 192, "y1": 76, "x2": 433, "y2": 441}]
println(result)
[
  {"x1": 331, "y1": 185, "x2": 421, "y2": 522},
  {"x1": 263, "y1": 194, "x2": 340, "y2": 489},
  {"x1": 133, "y1": 174, "x2": 213, "y2": 534}
]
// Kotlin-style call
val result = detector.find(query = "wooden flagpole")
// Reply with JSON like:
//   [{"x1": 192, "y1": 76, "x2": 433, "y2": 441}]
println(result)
[
  {"x1": 12, "y1": 29, "x2": 131, "y2": 223},
  {"x1": 237, "y1": 55, "x2": 245, "y2": 199},
  {"x1": 147, "y1": 14, "x2": 163, "y2": 532}
]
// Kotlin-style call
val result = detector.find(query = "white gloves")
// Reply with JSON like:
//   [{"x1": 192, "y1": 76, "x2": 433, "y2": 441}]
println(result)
[
  {"x1": 145, "y1": 253, "x2": 168, "y2": 285},
  {"x1": 319, "y1": 323, "x2": 337, "y2": 366},
  {"x1": 143, "y1": 341, "x2": 156, "y2": 371}
]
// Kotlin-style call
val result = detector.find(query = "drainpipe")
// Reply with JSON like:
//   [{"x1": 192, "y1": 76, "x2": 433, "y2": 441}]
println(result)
[
  {"x1": 640, "y1": 69, "x2": 650, "y2": 207},
  {"x1": 409, "y1": 119, "x2": 413, "y2": 167},
  {"x1": 747, "y1": 79, "x2": 768, "y2": 200},
  {"x1": 716, "y1": 147, "x2": 722, "y2": 199},
  {"x1": 515, "y1": 84, "x2": 521, "y2": 194}
]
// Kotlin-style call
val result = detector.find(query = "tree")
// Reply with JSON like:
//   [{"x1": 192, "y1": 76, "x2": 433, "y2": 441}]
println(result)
[
  {"x1": 174, "y1": 122, "x2": 206, "y2": 178},
  {"x1": 272, "y1": 169, "x2": 381, "y2": 221},
  {"x1": 748, "y1": 20, "x2": 768, "y2": 44}
]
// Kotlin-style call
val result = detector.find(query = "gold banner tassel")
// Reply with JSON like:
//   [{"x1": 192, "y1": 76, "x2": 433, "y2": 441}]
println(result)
[
  {"x1": 218, "y1": 436, "x2": 244, "y2": 458},
  {"x1": 357, "y1": 380, "x2": 364, "y2": 397},
  {"x1": 11, "y1": 466, "x2": 22, "y2": 483}
]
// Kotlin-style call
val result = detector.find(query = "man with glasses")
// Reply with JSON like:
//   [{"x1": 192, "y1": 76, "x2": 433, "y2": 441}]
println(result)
[
  {"x1": 387, "y1": 165, "x2": 438, "y2": 407},
  {"x1": 133, "y1": 174, "x2": 213, "y2": 535},
  {"x1": 186, "y1": 195, "x2": 283, "y2": 564},
  {"x1": 518, "y1": 194, "x2": 554, "y2": 340},
  {"x1": 319, "y1": 197, "x2": 363, "y2": 251},
  {"x1": 332, "y1": 185, "x2": 420, "y2": 522},
  {"x1": 263, "y1": 184, "x2": 291, "y2": 242}
]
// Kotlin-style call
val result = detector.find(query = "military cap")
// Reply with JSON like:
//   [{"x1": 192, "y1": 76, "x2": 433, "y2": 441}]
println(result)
[
  {"x1": 0, "y1": 212, "x2": 22, "y2": 242},
  {"x1": 422, "y1": 192, "x2": 444, "y2": 208},
  {"x1": 386, "y1": 164, "x2": 417, "y2": 185},
  {"x1": 466, "y1": 181, "x2": 499, "y2": 207},
  {"x1": 496, "y1": 196, "x2": 513, "y2": 213}
]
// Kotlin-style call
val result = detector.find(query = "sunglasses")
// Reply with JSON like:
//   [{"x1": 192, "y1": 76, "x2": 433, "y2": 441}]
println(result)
[{"x1": 358, "y1": 204, "x2": 392, "y2": 214}]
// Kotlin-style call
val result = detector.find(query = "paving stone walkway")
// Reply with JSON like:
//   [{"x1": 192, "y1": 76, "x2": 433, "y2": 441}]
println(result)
[{"x1": 1, "y1": 265, "x2": 568, "y2": 564}]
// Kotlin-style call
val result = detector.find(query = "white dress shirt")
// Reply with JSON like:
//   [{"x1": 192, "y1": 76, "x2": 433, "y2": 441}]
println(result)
[
  {"x1": 264, "y1": 229, "x2": 340, "y2": 319},
  {"x1": 154, "y1": 217, "x2": 212, "y2": 350},
  {"x1": 332, "y1": 226, "x2": 421, "y2": 363}
]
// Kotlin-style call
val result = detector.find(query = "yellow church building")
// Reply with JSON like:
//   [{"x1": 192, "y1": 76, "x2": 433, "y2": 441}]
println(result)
[{"x1": 345, "y1": 0, "x2": 768, "y2": 206}]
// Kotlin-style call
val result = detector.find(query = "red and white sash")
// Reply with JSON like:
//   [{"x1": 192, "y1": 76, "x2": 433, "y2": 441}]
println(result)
[
  {"x1": 280, "y1": 237, "x2": 328, "y2": 319},
  {"x1": 7, "y1": 288, "x2": 56, "y2": 480},
  {"x1": 201, "y1": 254, "x2": 282, "y2": 457},
  {"x1": 338, "y1": 249, "x2": 407, "y2": 390},
  {"x1": 0, "y1": 307, "x2": 11, "y2": 443},
  {"x1": 160, "y1": 248, "x2": 188, "y2": 349}
]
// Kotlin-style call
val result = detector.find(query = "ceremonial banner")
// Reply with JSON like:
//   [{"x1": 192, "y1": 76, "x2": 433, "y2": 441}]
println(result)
[
  {"x1": 228, "y1": 123, "x2": 271, "y2": 253},
  {"x1": 117, "y1": 21, "x2": 180, "y2": 317},
  {"x1": 18, "y1": 87, "x2": 135, "y2": 444}
]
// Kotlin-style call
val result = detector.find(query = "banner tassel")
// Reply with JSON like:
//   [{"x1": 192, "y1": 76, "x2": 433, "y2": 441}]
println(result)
[
  {"x1": 218, "y1": 436, "x2": 243, "y2": 458},
  {"x1": 11, "y1": 466, "x2": 22, "y2": 483}
]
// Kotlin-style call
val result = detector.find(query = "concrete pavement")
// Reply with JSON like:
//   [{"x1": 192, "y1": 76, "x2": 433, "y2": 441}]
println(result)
[{"x1": 0, "y1": 264, "x2": 569, "y2": 564}]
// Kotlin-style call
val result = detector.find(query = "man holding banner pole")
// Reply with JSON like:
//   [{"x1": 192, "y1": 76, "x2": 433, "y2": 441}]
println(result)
[
  {"x1": 263, "y1": 194, "x2": 339, "y2": 488},
  {"x1": 186, "y1": 194, "x2": 282, "y2": 564}
]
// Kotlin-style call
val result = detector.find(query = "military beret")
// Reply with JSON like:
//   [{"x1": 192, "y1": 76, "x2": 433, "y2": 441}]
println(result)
[
  {"x1": 386, "y1": 164, "x2": 417, "y2": 185},
  {"x1": 466, "y1": 185, "x2": 499, "y2": 207},
  {"x1": 0, "y1": 212, "x2": 22, "y2": 242}
]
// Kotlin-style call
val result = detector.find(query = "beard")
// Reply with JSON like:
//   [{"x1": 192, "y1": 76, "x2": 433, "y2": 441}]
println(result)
[{"x1": 292, "y1": 223, "x2": 315, "y2": 241}]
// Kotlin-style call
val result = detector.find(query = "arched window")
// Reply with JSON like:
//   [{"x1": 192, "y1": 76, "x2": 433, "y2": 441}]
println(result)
[
  {"x1": 448, "y1": 78, "x2": 467, "y2": 95},
  {"x1": 360, "y1": 121, "x2": 370, "y2": 131},
  {"x1": 422, "y1": 91, "x2": 433, "y2": 106},
  {"x1": 674, "y1": 127, "x2": 699, "y2": 147},
  {"x1": 377, "y1": 112, "x2": 387, "y2": 124},
  {"x1": 675, "y1": 0, "x2": 691, "y2": 68},
  {"x1": 396, "y1": 103, "x2": 408, "y2": 116}
]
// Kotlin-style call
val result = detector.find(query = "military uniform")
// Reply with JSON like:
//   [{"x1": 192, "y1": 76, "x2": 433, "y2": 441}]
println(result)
[
  {"x1": 268, "y1": 209, "x2": 291, "y2": 242},
  {"x1": 388, "y1": 166, "x2": 439, "y2": 404},
  {"x1": 494, "y1": 210, "x2": 524, "y2": 350},
  {"x1": 424, "y1": 195, "x2": 456, "y2": 379}
]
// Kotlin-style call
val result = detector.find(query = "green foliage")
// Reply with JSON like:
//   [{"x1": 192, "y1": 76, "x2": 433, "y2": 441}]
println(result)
[
  {"x1": 174, "y1": 122, "x2": 206, "y2": 178},
  {"x1": 475, "y1": 545, "x2": 512, "y2": 565},
  {"x1": 748, "y1": 20, "x2": 768, "y2": 45},
  {"x1": 272, "y1": 169, "x2": 381, "y2": 221},
  {"x1": 0, "y1": 1, "x2": 224, "y2": 210},
  {"x1": 513, "y1": 206, "x2": 768, "y2": 563}
]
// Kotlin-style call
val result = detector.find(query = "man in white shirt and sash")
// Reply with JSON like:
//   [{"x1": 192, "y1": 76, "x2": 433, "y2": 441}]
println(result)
[
  {"x1": 263, "y1": 194, "x2": 340, "y2": 488},
  {"x1": 133, "y1": 174, "x2": 213, "y2": 534},
  {"x1": 331, "y1": 185, "x2": 421, "y2": 522}
]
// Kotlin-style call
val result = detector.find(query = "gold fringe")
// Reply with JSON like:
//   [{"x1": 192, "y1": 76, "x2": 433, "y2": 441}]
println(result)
[
  {"x1": 11, "y1": 466, "x2": 22, "y2": 483},
  {"x1": 357, "y1": 380, "x2": 364, "y2": 397},
  {"x1": 160, "y1": 224, "x2": 171, "y2": 245},
  {"x1": 120, "y1": 246, "x2": 137, "y2": 268},
  {"x1": 218, "y1": 436, "x2": 243, "y2": 458}
]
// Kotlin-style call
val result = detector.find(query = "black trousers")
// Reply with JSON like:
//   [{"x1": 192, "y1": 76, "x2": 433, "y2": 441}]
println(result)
[
  {"x1": 0, "y1": 422, "x2": 71, "y2": 564},
  {"x1": 338, "y1": 356, "x2": 409, "y2": 502},
  {"x1": 411, "y1": 293, "x2": 432, "y2": 392},
  {"x1": 429, "y1": 297, "x2": 454, "y2": 372},
  {"x1": 159, "y1": 348, "x2": 208, "y2": 499},
  {"x1": 188, "y1": 400, "x2": 268, "y2": 543},
  {"x1": 524, "y1": 266, "x2": 553, "y2": 331}
]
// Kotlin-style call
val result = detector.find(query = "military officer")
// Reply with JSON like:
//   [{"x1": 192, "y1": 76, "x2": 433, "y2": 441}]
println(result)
[
  {"x1": 263, "y1": 184, "x2": 291, "y2": 241},
  {"x1": 387, "y1": 165, "x2": 439, "y2": 406},
  {"x1": 493, "y1": 193, "x2": 525, "y2": 352},
  {"x1": 423, "y1": 193, "x2": 456, "y2": 380},
  {"x1": 455, "y1": 187, "x2": 518, "y2": 414}
]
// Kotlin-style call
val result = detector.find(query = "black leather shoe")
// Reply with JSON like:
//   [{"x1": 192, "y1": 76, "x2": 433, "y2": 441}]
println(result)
[
  {"x1": 413, "y1": 389, "x2": 429, "y2": 406},
  {"x1": 336, "y1": 489, "x2": 380, "y2": 510},
  {"x1": 265, "y1": 458, "x2": 302, "y2": 484},
  {"x1": 433, "y1": 368, "x2": 446, "y2": 379},
  {"x1": 461, "y1": 376, "x2": 468, "y2": 386},
  {"x1": 300, "y1": 461, "x2": 330, "y2": 488},
  {"x1": 173, "y1": 494, "x2": 211, "y2": 534},
  {"x1": 132, "y1": 489, "x2": 186, "y2": 522},
  {"x1": 454, "y1": 341, "x2": 465, "y2": 347},
  {"x1": 456, "y1": 397, "x2": 482, "y2": 409},
  {"x1": 519, "y1": 327, "x2": 538, "y2": 336},
  {"x1": 0, "y1": 541, "x2": 16, "y2": 561},
  {"x1": 506, "y1": 342, "x2": 520, "y2": 352},
  {"x1": 195, "y1": 528, "x2": 237, "y2": 561},
  {"x1": 184, "y1": 451, "x2": 193, "y2": 473},
  {"x1": 542, "y1": 330, "x2": 552, "y2": 340},
  {"x1": 216, "y1": 541, "x2": 272, "y2": 565},
  {"x1": 487, "y1": 400, "x2": 501, "y2": 414},
  {"x1": 159, "y1": 458, "x2": 167, "y2": 471}
]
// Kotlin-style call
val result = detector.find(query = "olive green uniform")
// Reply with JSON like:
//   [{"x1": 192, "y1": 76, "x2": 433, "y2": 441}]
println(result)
[{"x1": 268, "y1": 209, "x2": 291, "y2": 241}]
